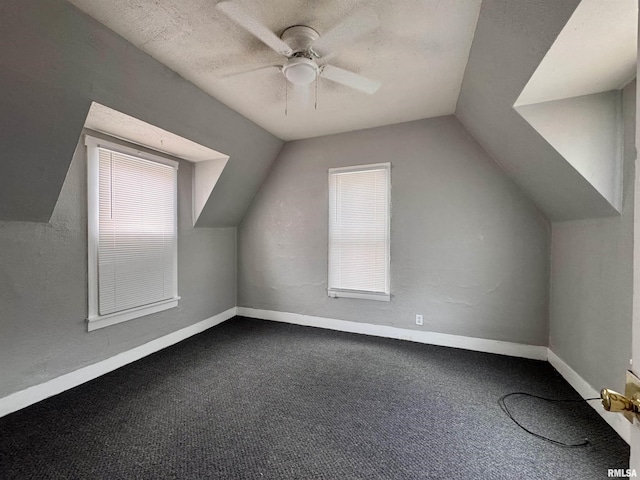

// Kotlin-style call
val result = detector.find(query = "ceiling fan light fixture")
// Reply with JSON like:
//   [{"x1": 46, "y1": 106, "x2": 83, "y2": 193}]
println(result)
[{"x1": 283, "y1": 57, "x2": 318, "y2": 85}]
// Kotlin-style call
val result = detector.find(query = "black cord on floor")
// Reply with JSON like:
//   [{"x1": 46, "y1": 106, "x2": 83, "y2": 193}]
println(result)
[{"x1": 498, "y1": 392, "x2": 600, "y2": 447}]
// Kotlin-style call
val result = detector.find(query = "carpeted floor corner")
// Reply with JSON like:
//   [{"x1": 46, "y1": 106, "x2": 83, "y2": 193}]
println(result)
[{"x1": 0, "y1": 316, "x2": 630, "y2": 479}]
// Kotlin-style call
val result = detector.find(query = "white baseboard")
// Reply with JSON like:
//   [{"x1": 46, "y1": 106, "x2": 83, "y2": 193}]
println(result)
[
  {"x1": 0, "y1": 307, "x2": 237, "y2": 419},
  {"x1": 548, "y1": 349, "x2": 630, "y2": 444},
  {"x1": 237, "y1": 307, "x2": 548, "y2": 361},
  {"x1": 4, "y1": 306, "x2": 627, "y2": 448},
  {"x1": 238, "y1": 308, "x2": 629, "y2": 443}
]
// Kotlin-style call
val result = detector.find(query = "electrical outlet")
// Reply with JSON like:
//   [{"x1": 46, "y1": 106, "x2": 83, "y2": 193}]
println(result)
[{"x1": 415, "y1": 314, "x2": 423, "y2": 326}]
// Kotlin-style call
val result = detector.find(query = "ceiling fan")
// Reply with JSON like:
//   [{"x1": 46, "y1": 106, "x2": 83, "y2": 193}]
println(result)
[{"x1": 216, "y1": 1, "x2": 382, "y2": 95}]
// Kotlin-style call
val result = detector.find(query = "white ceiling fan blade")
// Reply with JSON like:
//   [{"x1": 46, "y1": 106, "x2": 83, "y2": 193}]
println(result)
[
  {"x1": 311, "y1": 7, "x2": 379, "y2": 59},
  {"x1": 217, "y1": 1, "x2": 292, "y2": 57},
  {"x1": 320, "y1": 65, "x2": 381, "y2": 95}
]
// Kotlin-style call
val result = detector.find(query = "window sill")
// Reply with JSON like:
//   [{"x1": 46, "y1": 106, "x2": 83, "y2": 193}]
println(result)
[
  {"x1": 327, "y1": 289, "x2": 390, "y2": 302},
  {"x1": 87, "y1": 297, "x2": 180, "y2": 332}
]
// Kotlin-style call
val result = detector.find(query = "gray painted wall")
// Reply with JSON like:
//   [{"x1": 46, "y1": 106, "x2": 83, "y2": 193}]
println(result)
[
  {"x1": 517, "y1": 91, "x2": 623, "y2": 212},
  {"x1": 0, "y1": 135, "x2": 237, "y2": 398},
  {"x1": 456, "y1": 0, "x2": 618, "y2": 221},
  {"x1": 548, "y1": 81, "x2": 636, "y2": 393},
  {"x1": 0, "y1": 0, "x2": 283, "y2": 225},
  {"x1": 238, "y1": 116, "x2": 550, "y2": 345}
]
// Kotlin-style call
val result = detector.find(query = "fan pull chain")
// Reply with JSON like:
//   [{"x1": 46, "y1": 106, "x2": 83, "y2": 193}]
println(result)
[
  {"x1": 315, "y1": 70, "x2": 318, "y2": 110},
  {"x1": 284, "y1": 73, "x2": 288, "y2": 116}
]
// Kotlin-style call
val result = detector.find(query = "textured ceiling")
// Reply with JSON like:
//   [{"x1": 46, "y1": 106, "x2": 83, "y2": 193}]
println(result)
[
  {"x1": 66, "y1": 0, "x2": 481, "y2": 140},
  {"x1": 85, "y1": 103, "x2": 228, "y2": 162},
  {"x1": 516, "y1": 0, "x2": 637, "y2": 106}
]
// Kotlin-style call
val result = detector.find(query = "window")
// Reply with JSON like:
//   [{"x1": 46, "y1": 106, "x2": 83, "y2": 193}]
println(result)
[
  {"x1": 328, "y1": 163, "x2": 391, "y2": 301},
  {"x1": 85, "y1": 135, "x2": 179, "y2": 331}
]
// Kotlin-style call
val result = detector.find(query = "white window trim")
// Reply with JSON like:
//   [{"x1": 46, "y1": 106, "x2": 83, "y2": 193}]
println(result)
[
  {"x1": 327, "y1": 162, "x2": 391, "y2": 302},
  {"x1": 327, "y1": 289, "x2": 391, "y2": 302},
  {"x1": 85, "y1": 134, "x2": 180, "y2": 332}
]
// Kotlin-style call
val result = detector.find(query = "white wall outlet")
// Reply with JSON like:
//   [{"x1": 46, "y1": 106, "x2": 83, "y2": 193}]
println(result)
[{"x1": 416, "y1": 314, "x2": 423, "y2": 326}]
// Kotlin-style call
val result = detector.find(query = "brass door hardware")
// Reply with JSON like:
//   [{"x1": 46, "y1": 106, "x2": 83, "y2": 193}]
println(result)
[
  {"x1": 601, "y1": 388, "x2": 640, "y2": 413},
  {"x1": 600, "y1": 371, "x2": 640, "y2": 423}
]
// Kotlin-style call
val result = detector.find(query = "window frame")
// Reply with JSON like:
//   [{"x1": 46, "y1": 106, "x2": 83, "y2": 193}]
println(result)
[
  {"x1": 85, "y1": 134, "x2": 180, "y2": 332},
  {"x1": 327, "y1": 162, "x2": 391, "y2": 302}
]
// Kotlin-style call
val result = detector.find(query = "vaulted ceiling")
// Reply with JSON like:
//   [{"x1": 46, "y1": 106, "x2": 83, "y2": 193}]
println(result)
[
  {"x1": 457, "y1": 0, "x2": 636, "y2": 221},
  {"x1": 66, "y1": 0, "x2": 482, "y2": 141},
  {"x1": 1, "y1": 0, "x2": 637, "y2": 225},
  {"x1": 516, "y1": 0, "x2": 637, "y2": 107},
  {"x1": 0, "y1": 0, "x2": 283, "y2": 225},
  {"x1": 66, "y1": 0, "x2": 638, "y2": 223}
]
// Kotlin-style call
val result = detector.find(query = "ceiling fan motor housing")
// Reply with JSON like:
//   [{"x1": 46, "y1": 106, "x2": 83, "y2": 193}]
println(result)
[
  {"x1": 281, "y1": 25, "x2": 319, "y2": 56},
  {"x1": 281, "y1": 25, "x2": 320, "y2": 85}
]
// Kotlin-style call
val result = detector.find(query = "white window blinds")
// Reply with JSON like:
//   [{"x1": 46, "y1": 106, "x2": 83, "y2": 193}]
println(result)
[
  {"x1": 86, "y1": 134, "x2": 180, "y2": 331},
  {"x1": 328, "y1": 163, "x2": 390, "y2": 301},
  {"x1": 97, "y1": 147, "x2": 178, "y2": 316}
]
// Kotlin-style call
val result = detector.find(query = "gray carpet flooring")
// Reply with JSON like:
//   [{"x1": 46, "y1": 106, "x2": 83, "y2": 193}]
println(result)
[{"x1": 0, "y1": 317, "x2": 630, "y2": 479}]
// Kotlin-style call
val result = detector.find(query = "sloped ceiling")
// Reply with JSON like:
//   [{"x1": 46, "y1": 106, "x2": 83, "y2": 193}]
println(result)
[
  {"x1": 511, "y1": 0, "x2": 637, "y2": 216},
  {"x1": 516, "y1": 0, "x2": 637, "y2": 107},
  {"x1": 85, "y1": 103, "x2": 229, "y2": 163},
  {"x1": 516, "y1": 91, "x2": 623, "y2": 213},
  {"x1": 65, "y1": 0, "x2": 482, "y2": 141},
  {"x1": 0, "y1": 0, "x2": 282, "y2": 225},
  {"x1": 3, "y1": 0, "x2": 636, "y2": 225},
  {"x1": 84, "y1": 102, "x2": 231, "y2": 226},
  {"x1": 456, "y1": 0, "x2": 632, "y2": 221}
]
